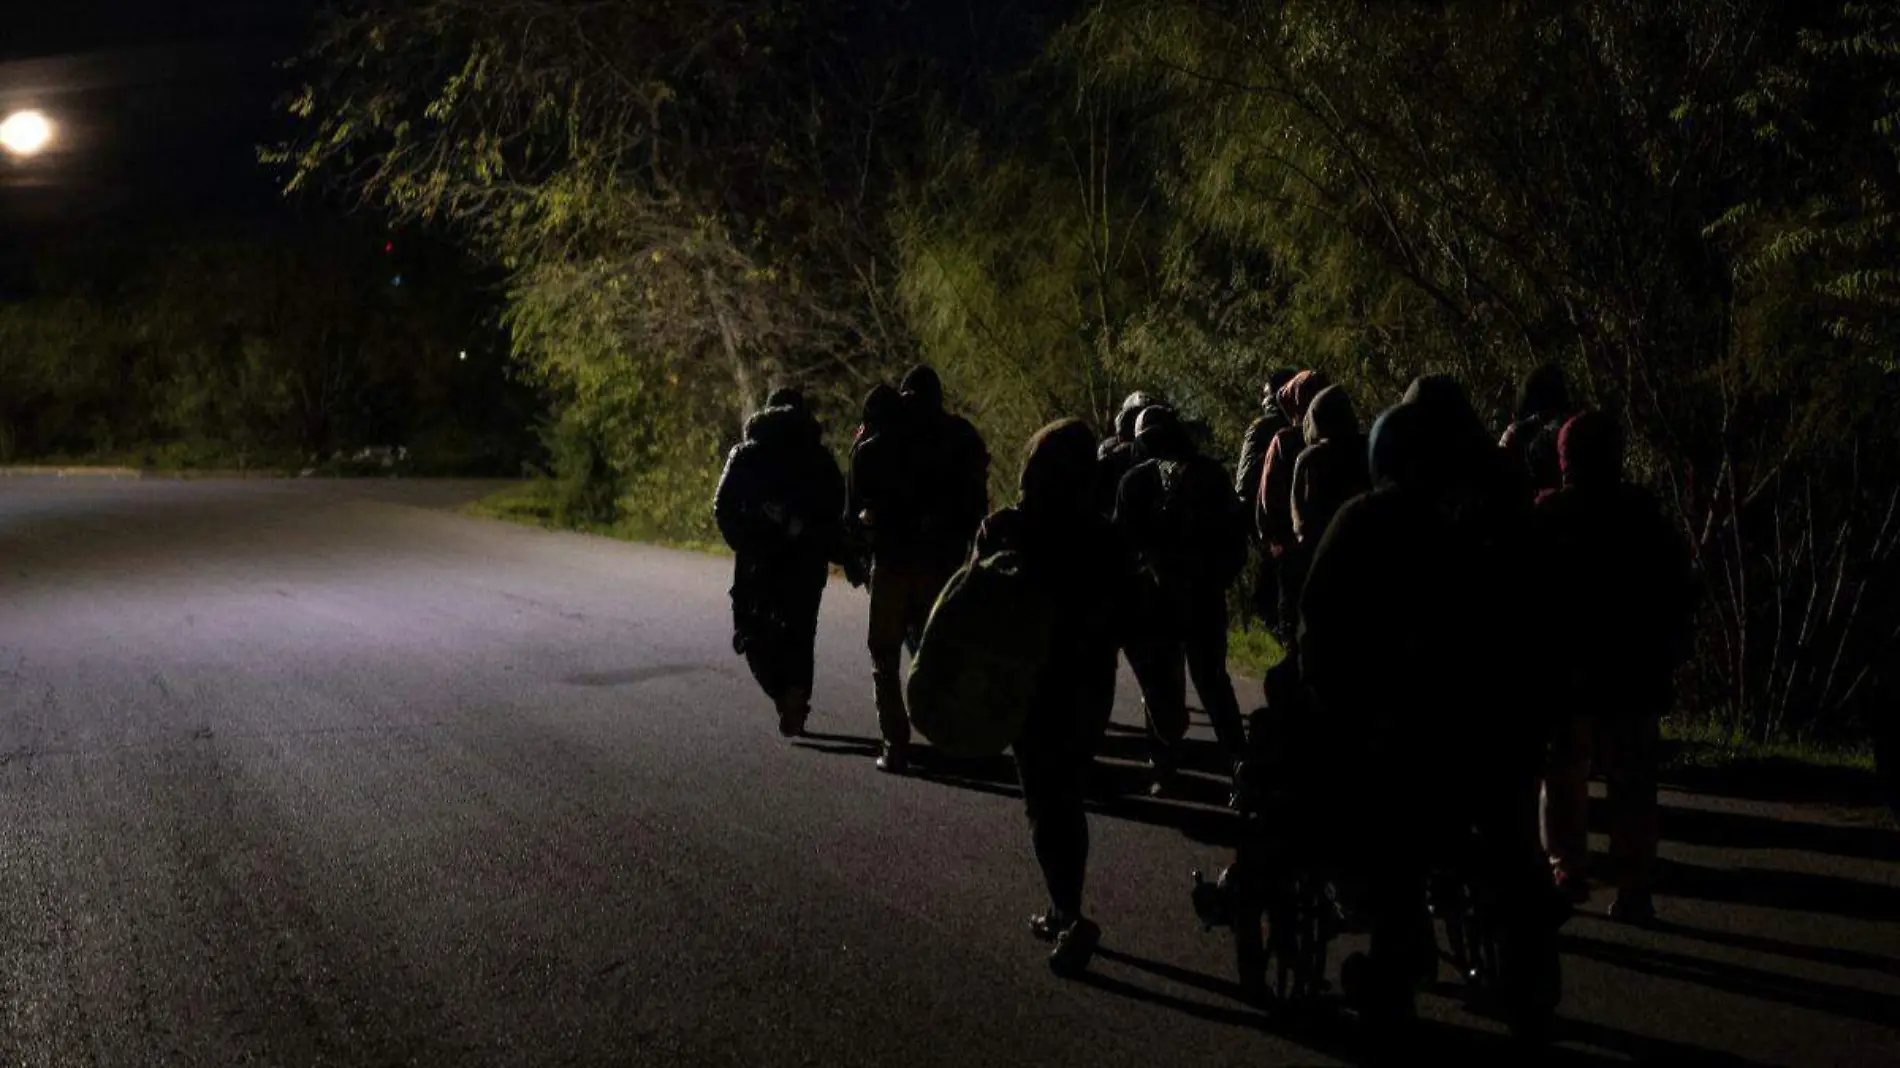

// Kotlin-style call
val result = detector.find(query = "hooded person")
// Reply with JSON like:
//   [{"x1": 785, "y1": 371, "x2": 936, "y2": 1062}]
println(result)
[
  {"x1": 1114, "y1": 405, "x2": 1251, "y2": 793},
  {"x1": 856, "y1": 364, "x2": 992, "y2": 773},
  {"x1": 1237, "y1": 370, "x2": 1300, "y2": 507},
  {"x1": 973, "y1": 418, "x2": 1138, "y2": 977},
  {"x1": 713, "y1": 387, "x2": 848, "y2": 737},
  {"x1": 843, "y1": 383, "x2": 905, "y2": 586},
  {"x1": 1295, "y1": 400, "x2": 1480, "y2": 1027},
  {"x1": 1290, "y1": 384, "x2": 1372, "y2": 551},
  {"x1": 1255, "y1": 370, "x2": 1333, "y2": 559},
  {"x1": 1534, "y1": 411, "x2": 1697, "y2": 924},
  {"x1": 1097, "y1": 390, "x2": 1160, "y2": 517},
  {"x1": 1500, "y1": 363, "x2": 1576, "y2": 499}
]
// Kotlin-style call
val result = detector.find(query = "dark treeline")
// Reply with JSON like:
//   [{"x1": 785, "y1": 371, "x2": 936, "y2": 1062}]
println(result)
[
  {"x1": 277, "y1": 0, "x2": 1900, "y2": 746},
  {"x1": 0, "y1": 218, "x2": 540, "y2": 473}
]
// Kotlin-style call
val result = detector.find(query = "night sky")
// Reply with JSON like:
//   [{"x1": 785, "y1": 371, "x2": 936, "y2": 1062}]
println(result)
[{"x1": 0, "y1": 0, "x2": 322, "y2": 238}]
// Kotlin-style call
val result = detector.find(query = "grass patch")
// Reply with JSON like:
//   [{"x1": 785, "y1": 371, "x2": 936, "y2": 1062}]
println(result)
[
  {"x1": 461, "y1": 479, "x2": 730, "y2": 556},
  {"x1": 1227, "y1": 625, "x2": 1289, "y2": 681}
]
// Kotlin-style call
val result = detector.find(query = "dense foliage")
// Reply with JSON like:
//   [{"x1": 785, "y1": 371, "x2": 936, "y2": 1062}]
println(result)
[
  {"x1": 0, "y1": 222, "x2": 535, "y2": 473},
  {"x1": 282, "y1": 0, "x2": 1900, "y2": 743}
]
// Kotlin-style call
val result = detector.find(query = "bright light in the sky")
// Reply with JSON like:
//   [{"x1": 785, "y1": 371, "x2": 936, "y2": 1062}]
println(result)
[{"x1": 0, "y1": 111, "x2": 53, "y2": 157}]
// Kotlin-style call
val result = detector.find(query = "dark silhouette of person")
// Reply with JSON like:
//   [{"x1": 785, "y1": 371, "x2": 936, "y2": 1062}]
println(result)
[
  {"x1": 1115, "y1": 405, "x2": 1250, "y2": 794},
  {"x1": 974, "y1": 418, "x2": 1137, "y2": 977},
  {"x1": 841, "y1": 383, "x2": 904, "y2": 588},
  {"x1": 1254, "y1": 370, "x2": 1331, "y2": 701},
  {"x1": 1534, "y1": 411, "x2": 1698, "y2": 924},
  {"x1": 1097, "y1": 391, "x2": 1160, "y2": 518},
  {"x1": 855, "y1": 365, "x2": 990, "y2": 773},
  {"x1": 1302, "y1": 385, "x2": 1562, "y2": 1039},
  {"x1": 713, "y1": 387, "x2": 847, "y2": 737},
  {"x1": 1237, "y1": 369, "x2": 1299, "y2": 628},
  {"x1": 1499, "y1": 363, "x2": 1576, "y2": 499}
]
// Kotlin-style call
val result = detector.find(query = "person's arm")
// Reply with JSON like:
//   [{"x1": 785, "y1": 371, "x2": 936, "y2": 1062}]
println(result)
[
  {"x1": 1236, "y1": 419, "x2": 1269, "y2": 506},
  {"x1": 713, "y1": 445, "x2": 759, "y2": 553}
]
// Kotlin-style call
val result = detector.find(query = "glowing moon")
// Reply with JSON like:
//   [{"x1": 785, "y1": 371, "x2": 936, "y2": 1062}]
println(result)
[{"x1": 1, "y1": 111, "x2": 54, "y2": 156}]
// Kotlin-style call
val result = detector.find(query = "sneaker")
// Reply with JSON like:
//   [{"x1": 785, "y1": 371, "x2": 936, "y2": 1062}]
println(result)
[
  {"x1": 1609, "y1": 889, "x2": 1656, "y2": 925},
  {"x1": 1048, "y1": 917, "x2": 1101, "y2": 978},
  {"x1": 1553, "y1": 869, "x2": 1592, "y2": 906},
  {"x1": 731, "y1": 631, "x2": 748, "y2": 656},
  {"x1": 875, "y1": 745, "x2": 909, "y2": 775},
  {"x1": 1027, "y1": 909, "x2": 1068, "y2": 943}
]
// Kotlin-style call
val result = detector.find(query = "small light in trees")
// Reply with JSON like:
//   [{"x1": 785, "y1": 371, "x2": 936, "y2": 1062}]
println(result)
[
  {"x1": 384, "y1": 241, "x2": 396, "y2": 254},
  {"x1": 459, "y1": 350, "x2": 468, "y2": 361},
  {"x1": 391, "y1": 275, "x2": 404, "y2": 287}
]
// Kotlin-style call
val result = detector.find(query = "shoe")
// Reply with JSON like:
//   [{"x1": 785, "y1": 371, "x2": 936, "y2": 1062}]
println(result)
[
  {"x1": 776, "y1": 689, "x2": 810, "y2": 738},
  {"x1": 1609, "y1": 889, "x2": 1656, "y2": 925},
  {"x1": 1146, "y1": 756, "x2": 1178, "y2": 799},
  {"x1": 1553, "y1": 869, "x2": 1592, "y2": 906},
  {"x1": 875, "y1": 745, "x2": 909, "y2": 775},
  {"x1": 731, "y1": 631, "x2": 748, "y2": 656},
  {"x1": 1048, "y1": 917, "x2": 1101, "y2": 978},
  {"x1": 1027, "y1": 909, "x2": 1069, "y2": 943}
]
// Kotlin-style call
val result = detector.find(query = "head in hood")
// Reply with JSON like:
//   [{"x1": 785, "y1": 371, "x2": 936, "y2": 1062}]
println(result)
[
  {"x1": 1277, "y1": 370, "x2": 1332, "y2": 423},
  {"x1": 1116, "y1": 391, "x2": 1160, "y2": 441},
  {"x1": 1262, "y1": 369, "x2": 1298, "y2": 416},
  {"x1": 1020, "y1": 418, "x2": 1099, "y2": 514},
  {"x1": 745, "y1": 397, "x2": 820, "y2": 446},
  {"x1": 859, "y1": 383, "x2": 902, "y2": 436},
  {"x1": 1134, "y1": 404, "x2": 1188, "y2": 460},
  {"x1": 1401, "y1": 374, "x2": 1481, "y2": 429},
  {"x1": 767, "y1": 386, "x2": 806, "y2": 412},
  {"x1": 1516, "y1": 363, "x2": 1571, "y2": 421},
  {"x1": 1368, "y1": 402, "x2": 1454, "y2": 495},
  {"x1": 1303, "y1": 384, "x2": 1359, "y2": 447},
  {"x1": 900, "y1": 365, "x2": 944, "y2": 413},
  {"x1": 1559, "y1": 410, "x2": 1623, "y2": 489}
]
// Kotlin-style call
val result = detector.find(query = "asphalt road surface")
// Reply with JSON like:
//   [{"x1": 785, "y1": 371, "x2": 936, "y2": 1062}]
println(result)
[{"x1": 2, "y1": 479, "x2": 1896, "y2": 1066}]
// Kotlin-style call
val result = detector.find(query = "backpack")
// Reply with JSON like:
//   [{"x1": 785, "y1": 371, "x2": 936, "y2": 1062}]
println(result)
[
  {"x1": 1156, "y1": 457, "x2": 1248, "y2": 588},
  {"x1": 905, "y1": 550, "x2": 1059, "y2": 758}
]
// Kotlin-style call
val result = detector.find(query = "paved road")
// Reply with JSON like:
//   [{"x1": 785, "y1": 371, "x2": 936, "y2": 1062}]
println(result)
[{"x1": 1, "y1": 479, "x2": 1895, "y2": 1066}]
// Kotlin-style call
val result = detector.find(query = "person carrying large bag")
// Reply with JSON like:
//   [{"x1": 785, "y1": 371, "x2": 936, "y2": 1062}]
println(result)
[{"x1": 907, "y1": 418, "x2": 1136, "y2": 978}]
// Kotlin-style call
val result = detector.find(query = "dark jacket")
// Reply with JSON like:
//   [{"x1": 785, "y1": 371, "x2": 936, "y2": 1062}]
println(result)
[
  {"x1": 1236, "y1": 409, "x2": 1290, "y2": 511},
  {"x1": 714, "y1": 404, "x2": 846, "y2": 562},
  {"x1": 1533, "y1": 481, "x2": 1696, "y2": 714},
  {"x1": 1116, "y1": 445, "x2": 1248, "y2": 593},
  {"x1": 976, "y1": 422, "x2": 1136, "y2": 746},
  {"x1": 1499, "y1": 364, "x2": 1575, "y2": 499},
  {"x1": 1290, "y1": 384, "x2": 1371, "y2": 548},
  {"x1": 853, "y1": 394, "x2": 991, "y2": 560}
]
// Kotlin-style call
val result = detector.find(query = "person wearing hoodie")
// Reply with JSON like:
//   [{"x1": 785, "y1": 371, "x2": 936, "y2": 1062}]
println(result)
[
  {"x1": 1500, "y1": 363, "x2": 1576, "y2": 499},
  {"x1": 1300, "y1": 395, "x2": 1561, "y2": 1039},
  {"x1": 1254, "y1": 370, "x2": 1332, "y2": 562},
  {"x1": 856, "y1": 364, "x2": 992, "y2": 773},
  {"x1": 842, "y1": 383, "x2": 904, "y2": 587},
  {"x1": 713, "y1": 387, "x2": 848, "y2": 737},
  {"x1": 1237, "y1": 370, "x2": 1299, "y2": 627},
  {"x1": 1115, "y1": 405, "x2": 1251, "y2": 793},
  {"x1": 1534, "y1": 411, "x2": 1697, "y2": 924},
  {"x1": 974, "y1": 418, "x2": 1138, "y2": 977},
  {"x1": 1097, "y1": 391, "x2": 1160, "y2": 518},
  {"x1": 1289, "y1": 384, "x2": 1372, "y2": 555}
]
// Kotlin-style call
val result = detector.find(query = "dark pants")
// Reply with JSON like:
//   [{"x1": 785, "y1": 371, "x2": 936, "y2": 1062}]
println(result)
[
  {"x1": 1126, "y1": 582, "x2": 1249, "y2": 766},
  {"x1": 867, "y1": 550, "x2": 960, "y2": 749},
  {"x1": 1544, "y1": 712, "x2": 1662, "y2": 891},
  {"x1": 732, "y1": 550, "x2": 827, "y2": 703},
  {"x1": 1016, "y1": 715, "x2": 1091, "y2": 917}
]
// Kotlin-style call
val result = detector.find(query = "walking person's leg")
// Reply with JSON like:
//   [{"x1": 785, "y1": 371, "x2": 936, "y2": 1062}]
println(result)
[
  {"x1": 1605, "y1": 711, "x2": 1662, "y2": 922},
  {"x1": 1016, "y1": 725, "x2": 1098, "y2": 976},
  {"x1": 1542, "y1": 714, "x2": 1595, "y2": 900},
  {"x1": 774, "y1": 557, "x2": 826, "y2": 737},
  {"x1": 1184, "y1": 588, "x2": 1249, "y2": 763},
  {"x1": 867, "y1": 557, "x2": 914, "y2": 770}
]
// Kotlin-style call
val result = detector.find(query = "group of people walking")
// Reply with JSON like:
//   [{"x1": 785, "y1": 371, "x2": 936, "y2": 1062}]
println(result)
[{"x1": 712, "y1": 359, "x2": 1698, "y2": 1009}]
